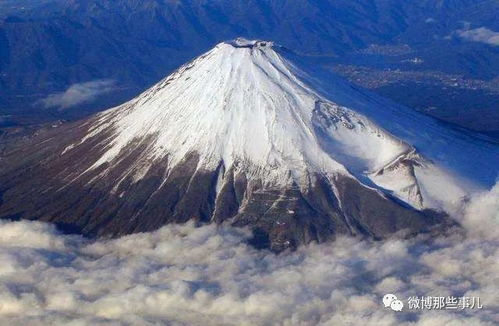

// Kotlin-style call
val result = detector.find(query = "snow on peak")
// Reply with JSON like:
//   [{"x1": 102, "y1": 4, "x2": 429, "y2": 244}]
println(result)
[
  {"x1": 64, "y1": 39, "x2": 498, "y2": 211},
  {"x1": 80, "y1": 39, "x2": 407, "y2": 181}
]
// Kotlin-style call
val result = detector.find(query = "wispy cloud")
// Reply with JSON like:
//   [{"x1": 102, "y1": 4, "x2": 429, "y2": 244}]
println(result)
[
  {"x1": 457, "y1": 27, "x2": 499, "y2": 46},
  {"x1": 37, "y1": 79, "x2": 115, "y2": 110},
  {"x1": 0, "y1": 182, "x2": 497, "y2": 325}
]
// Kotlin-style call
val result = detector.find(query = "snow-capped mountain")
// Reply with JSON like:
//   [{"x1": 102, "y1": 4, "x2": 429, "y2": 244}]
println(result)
[{"x1": 1, "y1": 39, "x2": 497, "y2": 251}]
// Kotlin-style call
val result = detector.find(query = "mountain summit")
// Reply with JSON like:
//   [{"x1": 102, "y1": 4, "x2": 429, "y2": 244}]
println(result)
[{"x1": 1, "y1": 39, "x2": 497, "y2": 251}]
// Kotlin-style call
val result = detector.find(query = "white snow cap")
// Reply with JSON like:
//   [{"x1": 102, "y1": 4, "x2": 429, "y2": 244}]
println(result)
[
  {"x1": 83, "y1": 40, "x2": 406, "y2": 179},
  {"x1": 69, "y1": 38, "x2": 499, "y2": 212}
]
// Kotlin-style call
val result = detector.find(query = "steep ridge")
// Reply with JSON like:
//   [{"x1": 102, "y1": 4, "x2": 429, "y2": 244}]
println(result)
[{"x1": 1, "y1": 39, "x2": 496, "y2": 251}]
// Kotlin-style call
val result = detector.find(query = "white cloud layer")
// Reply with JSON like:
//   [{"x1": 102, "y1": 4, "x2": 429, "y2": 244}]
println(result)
[
  {"x1": 0, "y1": 183, "x2": 497, "y2": 325},
  {"x1": 37, "y1": 79, "x2": 115, "y2": 110},
  {"x1": 457, "y1": 27, "x2": 499, "y2": 46}
]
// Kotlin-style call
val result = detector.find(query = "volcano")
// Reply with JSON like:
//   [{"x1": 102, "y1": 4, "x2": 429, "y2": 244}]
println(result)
[{"x1": 1, "y1": 39, "x2": 497, "y2": 251}]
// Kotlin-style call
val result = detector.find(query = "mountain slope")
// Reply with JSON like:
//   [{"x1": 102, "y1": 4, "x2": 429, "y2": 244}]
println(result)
[{"x1": 1, "y1": 39, "x2": 496, "y2": 251}]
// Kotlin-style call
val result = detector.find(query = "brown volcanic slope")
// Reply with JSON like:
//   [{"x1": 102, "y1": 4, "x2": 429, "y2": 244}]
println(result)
[
  {"x1": 0, "y1": 41, "x2": 459, "y2": 251},
  {"x1": 0, "y1": 117, "x2": 445, "y2": 252}
]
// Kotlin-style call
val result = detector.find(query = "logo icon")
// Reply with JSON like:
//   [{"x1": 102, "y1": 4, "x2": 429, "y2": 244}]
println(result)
[{"x1": 383, "y1": 294, "x2": 404, "y2": 311}]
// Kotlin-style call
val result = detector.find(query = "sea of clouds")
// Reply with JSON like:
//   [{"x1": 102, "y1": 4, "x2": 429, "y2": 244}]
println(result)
[{"x1": 0, "y1": 182, "x2": 497, "y2": 326}]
